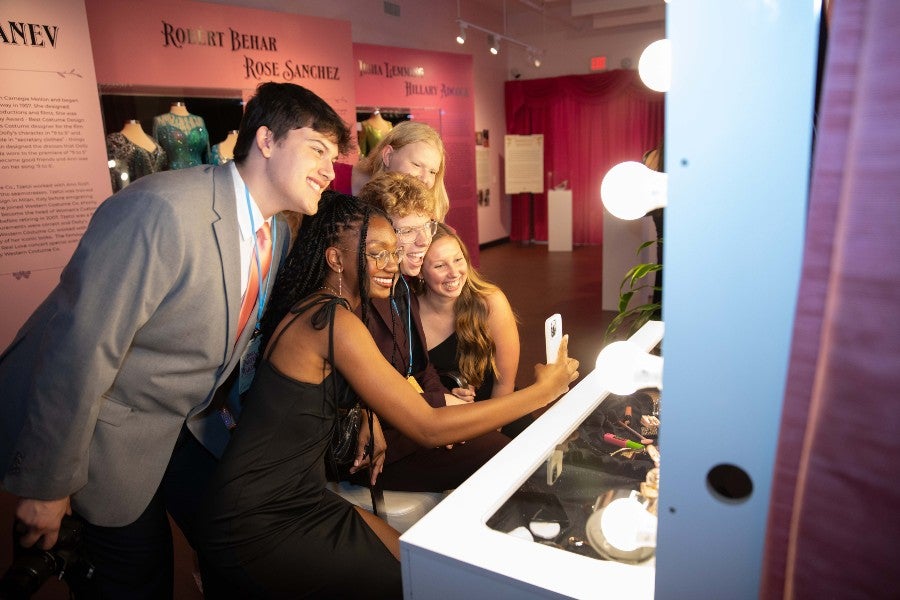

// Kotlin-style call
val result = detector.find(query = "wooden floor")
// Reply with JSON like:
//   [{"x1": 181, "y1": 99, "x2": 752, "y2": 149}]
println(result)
[
  {"x1": 0, "y1": 241, "x2": 612, "y2": 599},
  {"x1": 478, "y1": 241, "x2": 613, "y2": 391}
]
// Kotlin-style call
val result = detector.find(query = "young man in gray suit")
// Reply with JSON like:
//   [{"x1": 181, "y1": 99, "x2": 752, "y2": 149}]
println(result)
[{"x1": 0, "y1": 82, "x2": 353, "y2": 597}]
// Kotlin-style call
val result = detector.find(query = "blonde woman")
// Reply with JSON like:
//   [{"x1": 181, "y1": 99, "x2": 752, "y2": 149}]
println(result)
[{"x1": 351, "y1": 121, "x2": 450, "y2": 220}]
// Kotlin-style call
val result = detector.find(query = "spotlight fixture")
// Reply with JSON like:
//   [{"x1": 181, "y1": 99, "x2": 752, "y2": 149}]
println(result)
[
  {"x1": 456, "y1": 23, "x2": 467, "y2": 44},
  {"x1": 454, "y1": 18, "x2": 541, "y2": 61}
]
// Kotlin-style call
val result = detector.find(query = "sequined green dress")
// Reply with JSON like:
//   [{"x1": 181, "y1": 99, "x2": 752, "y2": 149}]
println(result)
[{"x1": 152, "y1": 112, "x2": 210, "y2": 169}]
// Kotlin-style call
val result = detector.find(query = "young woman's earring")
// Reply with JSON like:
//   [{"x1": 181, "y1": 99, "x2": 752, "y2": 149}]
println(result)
[{"x1": 338, "y1": 269, "x2": 343, "y2": 297}]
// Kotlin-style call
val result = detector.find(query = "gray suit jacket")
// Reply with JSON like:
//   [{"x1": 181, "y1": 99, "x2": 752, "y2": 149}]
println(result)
[{"x1": 0, "y1": 164, "x2": 290, "y2": 526}]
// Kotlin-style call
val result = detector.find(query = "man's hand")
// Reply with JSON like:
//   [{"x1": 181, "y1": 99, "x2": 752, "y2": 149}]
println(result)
[
  {"x1": 15, "y1": 496, "x2": 71, "y2": 550},
  {"x1": 450, "y1": 385, "x2": 476, "y2": 403},
  {"x1": 443, "y1": 392, "x2": 472, "y2": 407}
]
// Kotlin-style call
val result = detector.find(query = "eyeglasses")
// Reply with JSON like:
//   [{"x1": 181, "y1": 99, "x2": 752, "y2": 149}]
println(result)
[
  {"x1": 365, "y1": 248, "x2": 404, "y2": 269},
  {"x1": 394, "y1": 220, "x2": 438, "y2": 244}
]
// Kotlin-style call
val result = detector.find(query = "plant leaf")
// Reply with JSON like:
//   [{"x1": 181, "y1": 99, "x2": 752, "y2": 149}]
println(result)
[{"x1": 636, "y1": 239, "x2": 658, "y2": 253}]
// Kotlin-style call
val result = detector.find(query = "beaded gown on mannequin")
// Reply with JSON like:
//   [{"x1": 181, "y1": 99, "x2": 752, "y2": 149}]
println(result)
[
  {"x1": 152, "y1": 102, "x2": 210, "y2": 169},
  {"x1": 106, "y1": 120, "x2": 167, "y2": 191},
  {"x1": 210, "y1": 130, "x2": 239, "y2": 165},
  {"x1": 357, "y1": 110, "x2": 393, "y2": 157}
]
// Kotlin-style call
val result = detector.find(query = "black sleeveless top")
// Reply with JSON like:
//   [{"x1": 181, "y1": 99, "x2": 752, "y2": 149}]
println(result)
[{"x1": 428, "y1": 331, "x2": 495, "y2": 401}]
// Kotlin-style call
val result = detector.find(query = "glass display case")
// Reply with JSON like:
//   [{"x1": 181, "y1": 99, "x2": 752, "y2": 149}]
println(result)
[{"x1": 400, "y1": 321, "x2": 664, "y2": 599}]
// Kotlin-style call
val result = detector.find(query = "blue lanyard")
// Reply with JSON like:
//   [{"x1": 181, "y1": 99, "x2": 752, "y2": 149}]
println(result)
[
  {"x1": 391, "y1": 275, "x2": 414, "y2": 376},
  {"x1": 244, "y1": 185, "x2": 277, "y2": 331}
]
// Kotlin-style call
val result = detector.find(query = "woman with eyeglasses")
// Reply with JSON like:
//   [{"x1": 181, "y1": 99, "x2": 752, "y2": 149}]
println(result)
[
  {"x1": 351, "y1": 121, "x2": 450, "y2": 221},
  {"x1": 350, "y1": 172, "x2": 513, "y2": 493},
  {"x1": 195, "y1": 191, "x2": 578, "y2": 598}
]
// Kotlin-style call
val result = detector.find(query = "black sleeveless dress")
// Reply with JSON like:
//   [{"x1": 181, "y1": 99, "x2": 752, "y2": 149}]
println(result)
[
  {"x1": 428, "y1": 331, "x2": 495, "y2": 400},
  {"x1": 197, "y1": 295, "x2": 401, "y2": 599}
]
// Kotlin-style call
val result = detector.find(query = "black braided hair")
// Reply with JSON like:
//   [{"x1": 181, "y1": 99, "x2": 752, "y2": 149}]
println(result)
[{"x1": 260, "y1": 191, "x2": 388, "y2": 349}]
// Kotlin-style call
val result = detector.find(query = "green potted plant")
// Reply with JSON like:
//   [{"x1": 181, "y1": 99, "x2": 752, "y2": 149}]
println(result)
[{"x1": 605, "y1": 238, "x2": 662, "y2": 341}]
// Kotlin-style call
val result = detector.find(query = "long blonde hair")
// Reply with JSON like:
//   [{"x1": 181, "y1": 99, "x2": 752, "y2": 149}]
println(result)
[
  {"x1": 357, "y1": 121, "x2": 449, "y2": 221},
  {"x1": 418, "y1": 224, "x2": 512, "y2": 389}
]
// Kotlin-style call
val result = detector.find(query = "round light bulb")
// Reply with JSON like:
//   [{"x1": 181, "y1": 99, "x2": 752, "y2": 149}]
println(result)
[
  {"x1": 638, "y1": 39, "x2": 671, "y2": 93},
  {"x1": 599, "y1": 494, "x2": 658, "y2": 551},
  {"x1": 600, "y1": 161, "x2": 668, "y2": 220},
  {"x1": 595, "y1": 341, "x2": 663, "y2": 395}
]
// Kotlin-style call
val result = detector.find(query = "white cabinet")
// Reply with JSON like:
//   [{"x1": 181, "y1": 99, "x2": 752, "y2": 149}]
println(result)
[{"x1": 547, "y1": 190, "x2": 573, "y2": 252}]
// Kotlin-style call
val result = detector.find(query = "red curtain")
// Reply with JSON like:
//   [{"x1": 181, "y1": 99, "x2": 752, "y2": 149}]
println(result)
[
  {"x1": 505, "y1": 69, "x2": 664, "y2": 244},
  {"x1": 761, "y1": 0, "x2": 900, "y2": 597}
]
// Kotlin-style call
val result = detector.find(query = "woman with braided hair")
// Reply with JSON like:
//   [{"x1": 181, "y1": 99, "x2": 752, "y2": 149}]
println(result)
[{"x1": 196, "y1": 191, "x2": 579, "y2": 598}]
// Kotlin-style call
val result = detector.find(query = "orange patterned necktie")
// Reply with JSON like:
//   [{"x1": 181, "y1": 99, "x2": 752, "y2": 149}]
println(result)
[{"x1": 236, "y1": 221, "x2": 272, "y2": 342}]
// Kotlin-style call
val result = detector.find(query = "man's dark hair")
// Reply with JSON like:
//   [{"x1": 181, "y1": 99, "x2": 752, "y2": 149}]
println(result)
[{"x1": 233, "y1": 82, "x2": 353, "y2": 163}]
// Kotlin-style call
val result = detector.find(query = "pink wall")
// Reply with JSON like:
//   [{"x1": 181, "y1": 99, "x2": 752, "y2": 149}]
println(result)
[
  {"x1": 84, "y1": 0, "x2": 356, "y2": 124},
  {"x1": 0, "y1": 0, "x2": 111, "y2": 349},
  {"x1": 353, "y1": 44, "x2": 478, "y2": 262},
  {"x1": 83, "y1": 1, "x2": 479, "y2": 256}
]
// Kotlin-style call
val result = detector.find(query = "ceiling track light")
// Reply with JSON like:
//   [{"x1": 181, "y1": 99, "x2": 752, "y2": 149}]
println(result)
[
  {"x1": 489, "y1": 34, "x2": 500, "y2": 55},
  {"x1": 456, "y1": 23, "x2": 467, "y2": 44},
  {"x1": 455, "y1": 18, "x2": 542, "y2": 62}
]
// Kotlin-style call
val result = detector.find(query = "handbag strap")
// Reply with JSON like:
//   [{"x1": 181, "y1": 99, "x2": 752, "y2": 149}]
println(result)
[{"x1": 274, "y1": 293, "x2": 383, "y2": 515}]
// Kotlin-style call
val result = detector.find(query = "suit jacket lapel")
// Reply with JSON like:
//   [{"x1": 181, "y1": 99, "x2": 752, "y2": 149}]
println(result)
[
  {"x1": 370, "y1": 293, "x2": 411, "y2": 375},
  {"x1": 264, "y1": 216, "x2": 290, "y2": 307},
  {"x1": 210, "y1": 164, "x2": 241, "y2": 361}
]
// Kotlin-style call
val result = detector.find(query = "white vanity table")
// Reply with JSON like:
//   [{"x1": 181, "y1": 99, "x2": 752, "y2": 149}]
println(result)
[{"x1": 400, "y1": 321, "x2": 664, "y2": 599}]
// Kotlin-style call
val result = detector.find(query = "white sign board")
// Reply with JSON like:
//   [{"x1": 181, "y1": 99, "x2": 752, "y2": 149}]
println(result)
[{"x1": 504, "y1": 134, "x2": 544, "y2": 194}]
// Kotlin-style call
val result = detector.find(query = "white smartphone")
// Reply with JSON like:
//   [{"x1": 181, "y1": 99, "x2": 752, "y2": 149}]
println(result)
[{"x1": 544, "y1": 313, "x2": 563, "y2": 364}]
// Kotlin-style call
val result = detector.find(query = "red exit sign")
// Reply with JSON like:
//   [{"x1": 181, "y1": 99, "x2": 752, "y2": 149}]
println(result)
[{"x1": 590, "y1": 55, "x2": 607, "y2": 71}]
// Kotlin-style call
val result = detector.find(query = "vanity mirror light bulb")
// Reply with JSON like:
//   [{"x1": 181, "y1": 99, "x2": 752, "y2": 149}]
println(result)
[
  {"x1": 595, "y1": 341, "x2": 663, "y2": 395},
  {"x1": 600, "y1": 161, "x2": 668, "y2": 220},
  {"x1": 638, "y1": 39, "x2": 671, "y2": 93},
  {"x1": 599, "y1": 492, "x2": 658, "y2": 552}
]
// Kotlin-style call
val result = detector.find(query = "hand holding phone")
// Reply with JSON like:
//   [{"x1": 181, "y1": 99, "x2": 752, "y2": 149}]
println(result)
[{"x1": 545, "y1": 313, "x2": 563, "y2": 364}]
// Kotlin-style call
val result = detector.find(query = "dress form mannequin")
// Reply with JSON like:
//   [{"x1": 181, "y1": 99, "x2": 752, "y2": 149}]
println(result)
[
  {"x1": 358, "y1": 109, "x2": 393, "y2": 157},
  {"x1": 152, "y1": 101, "x2": 210, "y2": 169},
  {"x1": 169, "y1": 101, "x2": 190, "y2": 117},
  {"x1": 107, "y1": 119, "x2": 167, "y2": 191},
  {"x1": 210, "y1": 130, "x2": 239, "y2": 165},
  {"x1": 120, "y1": 120, "x2": 158, "y2": 152}
]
